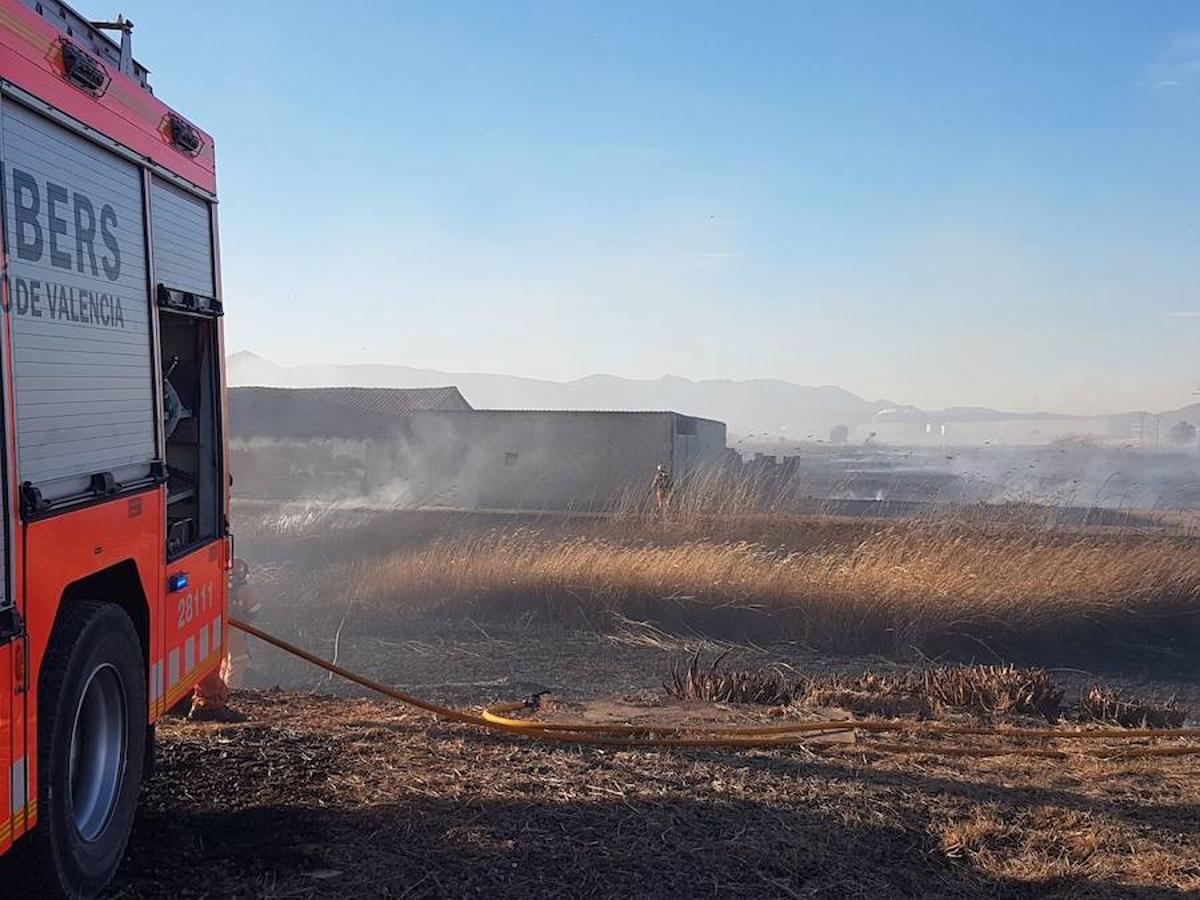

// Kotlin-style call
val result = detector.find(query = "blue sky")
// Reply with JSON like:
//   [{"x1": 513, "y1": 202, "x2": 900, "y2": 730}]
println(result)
[{"x1": 110, "y1": 1, "x2": 1199, "y2": 413}]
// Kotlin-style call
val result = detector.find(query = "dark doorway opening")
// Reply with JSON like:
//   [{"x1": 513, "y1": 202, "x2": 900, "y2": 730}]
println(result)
[{"x1": 160, "y1": 310, "x2": 222, "y2": 558}]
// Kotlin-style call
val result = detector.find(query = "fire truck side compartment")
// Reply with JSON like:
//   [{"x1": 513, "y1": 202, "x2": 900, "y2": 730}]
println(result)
[
  {"x1": 150, "y1": 177, "x2": 214, "y2": 298},
  {"x1": 2, "y1": 98, "x2": 156, "y2": 505},
  {"x1": 151, "y1": 170, "x2": 220, "y2": 558},
  {"x1": 159, "y1": 311, "x2": 221, "y2": 557}
]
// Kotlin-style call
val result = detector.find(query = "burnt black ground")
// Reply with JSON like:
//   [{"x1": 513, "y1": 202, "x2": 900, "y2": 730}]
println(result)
[{"x1": 100, "y1": 691, "x2": 1200, "y2": 899}]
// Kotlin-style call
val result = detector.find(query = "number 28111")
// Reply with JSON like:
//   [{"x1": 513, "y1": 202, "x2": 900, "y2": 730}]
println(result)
[{"x1": 176, "y1": 581, "x2": 214, "y2": 629}]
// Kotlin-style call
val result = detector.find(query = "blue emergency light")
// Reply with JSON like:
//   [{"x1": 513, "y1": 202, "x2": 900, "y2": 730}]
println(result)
[{"x1": 168, "y1": 572, "x2": 189, "y2": 593}]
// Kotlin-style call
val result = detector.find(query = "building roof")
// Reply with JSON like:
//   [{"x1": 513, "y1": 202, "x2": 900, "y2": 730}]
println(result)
[
  {"x1": 229, "y1": 386, "x2": 472, "y2": 439},
  {"x1": 465, "y1": 409, "x2": 724, "y2": 424},
  {"x1": 230, "y1": 386, "x2": 728, "y2": 441},
  {"x1": 291, "y1": 386, "x2": 472, "y2": 415}
]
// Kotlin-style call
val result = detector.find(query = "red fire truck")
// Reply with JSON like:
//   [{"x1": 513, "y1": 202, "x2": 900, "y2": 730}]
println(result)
[{"x1": 0, "y1": 1, "x2": 228, "y2": 894}]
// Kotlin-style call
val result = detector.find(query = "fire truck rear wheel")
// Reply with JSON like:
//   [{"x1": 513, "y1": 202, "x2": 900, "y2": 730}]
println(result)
[{"x1": 31, "y1": 601, "x2": 147, "y2": 899}]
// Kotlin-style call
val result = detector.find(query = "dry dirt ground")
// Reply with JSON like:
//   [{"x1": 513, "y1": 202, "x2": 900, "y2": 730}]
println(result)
[{"x1": 105, "y1": 689, "x2": 1200, "y2": 899}]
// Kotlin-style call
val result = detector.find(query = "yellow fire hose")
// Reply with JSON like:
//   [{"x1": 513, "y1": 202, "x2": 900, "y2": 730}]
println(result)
[{"x1": 229, "y1": 618, "x2": 1200, "y2": 760}]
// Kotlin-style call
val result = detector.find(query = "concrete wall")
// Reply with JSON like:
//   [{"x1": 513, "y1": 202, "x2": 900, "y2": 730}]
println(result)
[
  {"x1": 392, "y1": 411, "x2": 726, "y2": 510},
  {"x1": 231, "y1": 437, "x2": 375, "y2": 500},
  {"x1": 671, "y1": 416, "x2": 727, "y2": 490},
  {"x1": 232, "y1": 410, "x2": 727, "y2": 510}
]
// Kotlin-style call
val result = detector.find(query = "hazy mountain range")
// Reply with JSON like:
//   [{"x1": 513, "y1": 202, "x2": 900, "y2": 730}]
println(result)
[{"x1": 227, "y1": 352, "x2": 1200, "y2": 441}]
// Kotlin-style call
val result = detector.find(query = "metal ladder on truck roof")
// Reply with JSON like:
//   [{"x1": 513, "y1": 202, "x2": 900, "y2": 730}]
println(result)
[{"x1": 16, "y1": 0, "x2": 151, "y2": 90}]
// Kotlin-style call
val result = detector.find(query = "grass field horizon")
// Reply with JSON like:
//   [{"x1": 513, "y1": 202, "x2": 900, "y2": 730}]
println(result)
[{"x1": 235, "y1": 494, "x2": 1200, "y2": 668}]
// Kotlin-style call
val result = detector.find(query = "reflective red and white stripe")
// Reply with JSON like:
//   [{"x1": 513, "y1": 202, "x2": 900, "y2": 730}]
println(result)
[
  {"x1": 154, "y1": 612, "x2": 225, "y2": 711},
  {"x1": 3, "y1": 756, "x2": 33, "y2": 845}
]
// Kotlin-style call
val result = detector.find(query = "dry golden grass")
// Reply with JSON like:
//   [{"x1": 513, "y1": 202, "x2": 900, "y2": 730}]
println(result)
[
  {"x1": 307, "y1": 520, "x2": 1200, "y2": 658},
  {"x1": 663, "y1": 655, "x2": 1074, "y2": 721},
  {"x1": 610, "y1": 464, "x2": 1165, "y2": 530},
  {"x1": 666, "y1": 650, "x2": 795, "y2": 705},
  {"x1": 800, "y1": 665, "x2": 1069, "y2": 721}
]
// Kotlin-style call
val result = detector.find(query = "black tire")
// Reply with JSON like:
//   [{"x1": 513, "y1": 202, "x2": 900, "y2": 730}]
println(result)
[{"x1": 28, "y1": 601, "x2": 146, "y2": 899}]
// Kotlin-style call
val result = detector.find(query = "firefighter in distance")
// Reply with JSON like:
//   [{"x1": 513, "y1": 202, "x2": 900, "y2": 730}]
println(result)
[{"x1": 652, "y1": 464, "x2": 673, "y2": 514}]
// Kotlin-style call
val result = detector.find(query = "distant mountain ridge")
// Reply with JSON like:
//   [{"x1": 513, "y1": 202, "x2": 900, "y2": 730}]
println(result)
[
  {"x1": 225, "y1": 351, "x2": 1189, "y2": 439},
  {"x1": 227, "y1": 352, "x2": 900, "y2": 436}
]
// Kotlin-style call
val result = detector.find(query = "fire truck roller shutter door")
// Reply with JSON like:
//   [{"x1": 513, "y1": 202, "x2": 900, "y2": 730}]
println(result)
[
  {"x1": 2, "y1": 101, "x2": 156, "y2": 504},
  {"x1": 150, "y1": 176, "x2": 214, "y2": 298}
]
